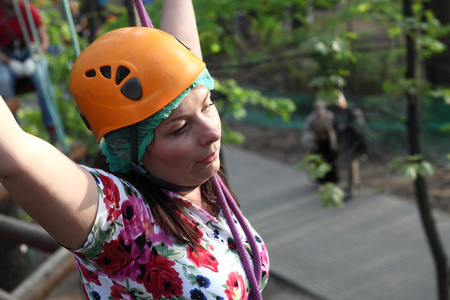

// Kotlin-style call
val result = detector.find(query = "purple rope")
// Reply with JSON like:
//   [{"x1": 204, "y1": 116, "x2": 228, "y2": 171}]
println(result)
[
  {"x1": 132, "y1": 0, "x2": 154, "y2": 28},
  {"x1": 212, "y1": 173, "x2": 262, "y2": 300},
  {"x1": 126, "y1": 2, "x2": 262, "y2": 294},
  {"x1": 216, "y1": 176, "x2": 262, "y2": 284}
]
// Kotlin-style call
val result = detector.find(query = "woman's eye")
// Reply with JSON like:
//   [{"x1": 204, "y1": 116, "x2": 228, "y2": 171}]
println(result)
[
  {"x1": 202, "y1": 102, "x2": 215, "y2": 112},
  {"x1": 172, "y1": 124, "x2": 187, "y2": 136}
]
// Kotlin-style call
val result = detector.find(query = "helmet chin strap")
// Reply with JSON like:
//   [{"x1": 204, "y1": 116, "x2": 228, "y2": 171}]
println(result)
[
  {"x1": 130, "y1": 162, "x2": 200, "y2": 192},
  {"x1": 129, "y1": 124, "x2": 199, "y2": 192}
]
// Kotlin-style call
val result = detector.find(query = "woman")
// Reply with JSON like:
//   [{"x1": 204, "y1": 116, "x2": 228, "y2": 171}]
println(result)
[{"x1": 0, "y1": 1, "x2": 269, "y2": 299}]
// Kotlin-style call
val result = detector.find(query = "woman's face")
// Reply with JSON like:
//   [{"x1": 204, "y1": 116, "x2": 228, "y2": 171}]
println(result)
[{"x1": 142, "y1": 87, "x2": 221, "y2": 187}]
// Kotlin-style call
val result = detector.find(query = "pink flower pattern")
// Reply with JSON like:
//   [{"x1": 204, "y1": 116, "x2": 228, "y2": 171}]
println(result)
[{"x1": 70, "y1": 167, "x2": 270, "y2": 299}]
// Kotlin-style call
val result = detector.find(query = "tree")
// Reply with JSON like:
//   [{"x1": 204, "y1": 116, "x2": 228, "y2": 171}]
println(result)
[
  {"x1": 425, "y1": 0, "x2": 450, "y2": 85},
  {"x1": 402, "y1": 0, "x2": 448, "y2": 298}
]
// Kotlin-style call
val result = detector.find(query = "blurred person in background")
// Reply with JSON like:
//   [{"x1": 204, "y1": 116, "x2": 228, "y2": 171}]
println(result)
[
  {"x1": 0, "y1": 0, "x2": 57, "y2": 141},
  {"x1": 303, "y1": 100, "x2": 339, "y2": 184},
  {"x1": 331, "y1": 91, "x2": 367, "y2": 200}
]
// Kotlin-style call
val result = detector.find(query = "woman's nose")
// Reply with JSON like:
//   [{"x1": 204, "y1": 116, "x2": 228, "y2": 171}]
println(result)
[{"x1": 198, "y1": 117, "x2": 221, "y2": 146}]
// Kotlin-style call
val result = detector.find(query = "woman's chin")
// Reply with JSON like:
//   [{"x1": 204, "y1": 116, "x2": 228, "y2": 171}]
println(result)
[{"x1": 194, "y1": 162, "x2": 221, "y2": 185}]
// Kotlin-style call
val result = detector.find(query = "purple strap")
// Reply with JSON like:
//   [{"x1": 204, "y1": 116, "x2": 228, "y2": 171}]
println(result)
[
  {"x1": 212, "y1": 173, "x2": 262, "y2": 300},
  {"x1": 129, "y1": 3, "x2": 261, "y2": 296},
  {"x1": 132, "y1": 0, "x2": 154, "y2": 28}
]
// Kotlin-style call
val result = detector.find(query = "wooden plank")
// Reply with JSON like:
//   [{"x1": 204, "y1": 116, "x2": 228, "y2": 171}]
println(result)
[
  {"x1": 0, "y1": 214, "x2": 59, "y2": 252},
  {"x1": 11, "y1": 247, "x2": 76, "y2": 300},
  {"x1": 0, "y1": 288, "x2": 19, "y2": 300}
]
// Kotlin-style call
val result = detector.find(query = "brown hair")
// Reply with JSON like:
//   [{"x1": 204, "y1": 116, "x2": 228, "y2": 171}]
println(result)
[{"x1": 91, "y1": 152, "x2": 239, "y2": 249}]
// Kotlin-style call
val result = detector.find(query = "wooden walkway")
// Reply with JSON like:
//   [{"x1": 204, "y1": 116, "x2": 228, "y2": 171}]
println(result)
[{"x1": 224, "y1": 146, "x2": 450, "y2": 300}]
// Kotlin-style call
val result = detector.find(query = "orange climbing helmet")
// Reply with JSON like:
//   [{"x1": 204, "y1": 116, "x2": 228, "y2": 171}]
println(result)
[{"x1": 69, "y1": 27, "x2": 206, "y2": 143}]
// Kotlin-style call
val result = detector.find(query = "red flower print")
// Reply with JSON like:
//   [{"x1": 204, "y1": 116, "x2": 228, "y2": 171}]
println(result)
[
  {"x1": 227, "y1": 237, "x2": 237, "y2": 250},
  {"x1": 224, "y1": 271, "x2": 247, "y2": 300},
  {"x1": 94, "y1": 236, "x2": 132, "y2": 275},
  {"x1": 74, "y1": 252, "x2": 86, "y2": 259},
  {"x1": 176, "y1": 211, "x2": 204, "y2": 242},
  {"x1": 187, "y1": 245, "x2": 219, "y2": 272},
  {"x1": 164, "y1": 190, "x2": 192, "y2": 208},
  {"x1": 138, "y1": 253, "x2": 183, "y2": 299},
  {"x1": 260, "y1": 244, "x2": 270, "y2": 270},
  {"x1": 110, "y1": 281, "x2": 133, "y2": 299},
  {"x1": 121, "y1": 197, "x2": 152, "y2": 245},
  {"x1": 100, "y1": 174, "x2": 122, "y2": 221},
  {"x1": 77, "y1": 261, "x2": 100, "y2": 286}
]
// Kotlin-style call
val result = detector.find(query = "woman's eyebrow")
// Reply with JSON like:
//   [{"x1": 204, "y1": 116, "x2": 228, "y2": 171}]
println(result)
[{"x1": 162, "y1": 90, "x2": 211, "y2": 126}]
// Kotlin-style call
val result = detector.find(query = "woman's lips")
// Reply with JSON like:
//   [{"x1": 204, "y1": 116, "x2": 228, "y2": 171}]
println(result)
[{"x1": 198, "y1": 148, "x2": 219, "y2": 164}]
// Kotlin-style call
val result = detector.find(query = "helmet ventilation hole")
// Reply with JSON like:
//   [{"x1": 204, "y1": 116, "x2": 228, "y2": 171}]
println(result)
[
  {"x1": 116, "y1": 66, "x2": 130, "y2": 85},
  {"x1": 121, "y1": 77, "x2": 142, "y2": 100},
  {"x1": 85, "y1": 69, "x2": 96, "y2": 77},
  {"x1": 100, "y1": 66, "x2": 112, "y2": 79}
]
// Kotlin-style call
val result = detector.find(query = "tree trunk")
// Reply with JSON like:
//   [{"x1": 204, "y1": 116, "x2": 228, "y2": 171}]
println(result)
[
  {"x1": 404, "y1": 0, "x2": 449, "y2": 299},
  {"x1": 424, "y1": 0, "x2": 450, "y2": 85}
]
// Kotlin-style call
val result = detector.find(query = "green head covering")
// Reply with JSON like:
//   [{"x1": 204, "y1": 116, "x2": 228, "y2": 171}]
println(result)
[{"x1": 101, "y1": 68, "x2": 215, "y2": 173}]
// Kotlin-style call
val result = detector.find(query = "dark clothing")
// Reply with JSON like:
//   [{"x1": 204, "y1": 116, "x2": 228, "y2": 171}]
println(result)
[
  {"x1": 331, "y1": 103, "x2": 366, "y2": 156},
  {"x1": 304, "y1": 109, "x2": 339, "y2": 184},
  {"x1": 331, "y1": 103, "x2": 367, "y2": 195},
  {"x1": 315, "y1": 139, "x2": 339, "y2": 183}
]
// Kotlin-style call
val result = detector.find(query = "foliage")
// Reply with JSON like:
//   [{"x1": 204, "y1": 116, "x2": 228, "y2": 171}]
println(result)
[
  {"x1": 214, "y1": 79, "x2": 296, "y2": 121},
  {"x1": 18, "y1": 1, "x2": 298, "y2": 156},
  {"x1": 303, "y1": 32, "x2": 357, "y2": 92},
  {"x1": 388, "y1": 155, "x2": 434, "y2": 180},
  {"x1": 213, "y1": 78, "x2": 296, "y2": 144},
  {"x1": 101, "y1": 5, "x2": 129, "y2": 32},
  {"x1": 22, "y1": 1, "x2": 450, "y2": 205},
  {"x1": 317, "y1": 183, "x2": 345, "y2": 208},
  {"x1": 18, "y1": 0, "x2": 97, "y2": 154},
  {"x1": 430, "y1": 88, "x2": 450, "y2": 105},
  {"x1": 295, "y1": 154, "x2": 344, "y2": 207},
  {"x1": 296, "y1": 154, "x2": 332, "y2": 180}
]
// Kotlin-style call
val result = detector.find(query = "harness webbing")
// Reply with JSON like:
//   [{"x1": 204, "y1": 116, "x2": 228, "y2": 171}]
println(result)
[{"x1": 14, "y1": 0, "x2": 71, "y2": 156}]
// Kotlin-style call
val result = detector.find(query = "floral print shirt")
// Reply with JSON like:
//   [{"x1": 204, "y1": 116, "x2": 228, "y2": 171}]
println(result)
[{"x1": 70, "y1": 167, "x2": 269, "y2": 299}]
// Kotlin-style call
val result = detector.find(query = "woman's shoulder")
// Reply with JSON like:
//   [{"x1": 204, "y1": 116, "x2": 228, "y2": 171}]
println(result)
[
  {"x1": 72, "y1": 166, "x2": 153, "y2": 252},
  {"x1": 79, "y1": 165, "x2": 143, "y2": 202},
  {"x1": 78, "y1": 166, "x2": 146, "y2": 217}
]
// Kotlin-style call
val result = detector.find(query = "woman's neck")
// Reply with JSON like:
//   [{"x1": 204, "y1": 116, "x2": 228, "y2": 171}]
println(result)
[
  {"x1": 180, "y1": 187, "x2": 216, "y2": 215},
  {"x1": 179, "y1": 187, "x2": 202, "y2": 206}
]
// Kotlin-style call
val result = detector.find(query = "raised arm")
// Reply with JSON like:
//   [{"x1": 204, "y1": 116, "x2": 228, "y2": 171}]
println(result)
[
  {"x1": 160, "y1": 0, "x2": 202, "y2": 60},
  {"x1": 0, "y1": 97, "x2": 98, "y2": 249}
]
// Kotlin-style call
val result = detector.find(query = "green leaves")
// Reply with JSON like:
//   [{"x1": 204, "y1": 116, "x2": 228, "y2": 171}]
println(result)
[
  {"x1": 296, "y1": 154, "x2": 344, "y2": 208},
  {"x1": 302, "y1": 33, "x2": 356, "y2": 93},
  {"x1": 214, "y1": 78, "x2": 296, "y2": 122},
  {"x1": 388, "y1": 155, "x2": 434, "y2": 180},
  {"x1": 429, "y1": 88, "x2": 450, "y2": 105},
  {"x1": 213, "y1": 78, "x2": 295, "y2": 145},
  {"x1": 296, "y1": 154, "x2": 332, "y2": 181},
  {"x1": 317, "y1": 183, "x2": 345, "y2": 208}
]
